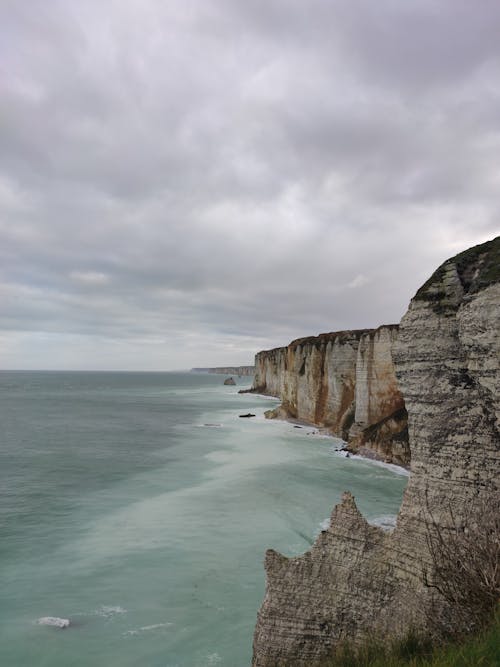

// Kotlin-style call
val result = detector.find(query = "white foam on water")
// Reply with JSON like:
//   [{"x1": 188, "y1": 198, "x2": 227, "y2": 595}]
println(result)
[
  {"x1": 369, "y1": 515, "x2": 397, "y2": 532},
  {"x1": 320, "y1": 513, "x2": 397, "y2": 534},
  {"x1": 95, "y1": 605, "x2": 127, "y2": 618},
  {"x1": 331, "y1": 448, "x2": 410, "y2": 477},
  {"x1": 123, "y1": 622, "x2": 173, "y2": 637},
  {"x1": 37, "y1": 616, "x2": 70, "y2": 629},
  {"x1": 244, "y1": 393, "x2": 281, "y2": 401},
  {"x1": 349, "y1": 455, "x2": 410, "y2": 477},
  {"x1": 206, "y1": 653, "x2": 222, "y2": 665},
  {"x1": 65, "y1": 416, "x2": 316, "y2": 563}
]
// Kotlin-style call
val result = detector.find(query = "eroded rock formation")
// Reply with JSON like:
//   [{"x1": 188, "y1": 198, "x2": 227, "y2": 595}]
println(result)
[
  {"x1": 252, "y1": 237, "x2": 500, "y2": 666},
  {"x1": 250, "y1": 326, "x2": 409, "y2": 465}
]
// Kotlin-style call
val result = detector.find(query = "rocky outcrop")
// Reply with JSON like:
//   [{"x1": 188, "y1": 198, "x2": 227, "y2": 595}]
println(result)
[
  {"x1": 223, "y1": 377, "x2": 236, "y2": 385},
  {"x1": 252, "y1": 237, "x2": 500, "y2": 666},
  {"x1": 250, "y1": 326, "x2": 409, "y2": 466}
]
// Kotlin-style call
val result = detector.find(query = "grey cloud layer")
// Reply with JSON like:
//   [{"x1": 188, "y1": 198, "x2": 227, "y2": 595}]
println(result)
[{"x1": 1, "y1": 0, "x2": 499, "y2": 369}]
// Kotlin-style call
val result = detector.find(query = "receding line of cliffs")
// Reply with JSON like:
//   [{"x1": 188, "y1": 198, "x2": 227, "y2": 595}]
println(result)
[
  {"x1": 191, "y1": 366, "x2": 255, "y2": 376},
  {"x1": 247, "y1": 324, "x2": 409, "y2": 467},
  {"x1": 251, "y1": 236, "x2": 500, "y2": 667}
]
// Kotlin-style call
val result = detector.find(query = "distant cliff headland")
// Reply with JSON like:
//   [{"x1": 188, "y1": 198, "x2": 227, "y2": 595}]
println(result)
[
  {"x1": 252, "y1": 236, "x2": 500, "y2": 666},
  {"x1": 191, "y1": 366, "x2": 255, "y2": 376}
]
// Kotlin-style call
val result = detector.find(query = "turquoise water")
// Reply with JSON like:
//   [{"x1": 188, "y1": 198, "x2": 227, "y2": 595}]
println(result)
[{"x1": 0, "y1": 371, "x2": 407, "y2": 666}]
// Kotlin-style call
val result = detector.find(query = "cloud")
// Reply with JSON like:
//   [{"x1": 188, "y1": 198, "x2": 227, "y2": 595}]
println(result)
[
  {"x1": 347, "y1": 275, "x2": 369, "y2": 290},
  {"x1": 0, "y1": 0, "x2": 499, "y2": 369},
  {"x1": 70, "y1": 271, "x2": 110, "y2": 285}
]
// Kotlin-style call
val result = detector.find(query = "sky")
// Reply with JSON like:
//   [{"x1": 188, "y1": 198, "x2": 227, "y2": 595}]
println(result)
[{"x1": 1, "y1": 0, "x2": 499, "y2": 370}]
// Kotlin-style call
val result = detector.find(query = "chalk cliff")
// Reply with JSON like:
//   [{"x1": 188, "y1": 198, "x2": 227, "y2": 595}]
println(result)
[
  {"x1": 252, "y1": 237, "x2": 500, "y2": 666},
  {"x1": 251, "y1": 326, "x2": 409, "y2": 465}
]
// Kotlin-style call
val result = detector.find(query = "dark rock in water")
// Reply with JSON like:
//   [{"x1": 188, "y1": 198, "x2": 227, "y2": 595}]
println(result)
[
  {"x1": 239, "y1": 413, "x2": 256, "y2": 418},
  {"x1": 294, "y1": 425, "x2": 302, "y2": 429},
  {"x1": 223, "y1": 377, "x2": 236, "y2": 385}
]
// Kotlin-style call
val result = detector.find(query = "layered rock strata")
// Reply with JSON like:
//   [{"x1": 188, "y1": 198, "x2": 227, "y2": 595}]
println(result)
[
  {"x1": 251, "y1": 326, "x2": 409, "y2": 465},
  {"x1": 252, "y1": 237, "x2": 500, "y2": 666}
]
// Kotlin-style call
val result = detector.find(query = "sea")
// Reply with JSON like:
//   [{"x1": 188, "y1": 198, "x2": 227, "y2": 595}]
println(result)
[{"x1": 0, "y1": 371, "x2": 408, "y2": 667}]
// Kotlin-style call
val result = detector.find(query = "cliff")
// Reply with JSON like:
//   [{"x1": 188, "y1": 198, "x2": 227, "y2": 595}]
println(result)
[
  {"x1": 252, "y1": 237, "x2": 500, "y2": 666},
  {"x1": 191, "y1": 365, "x2": 255, "y2": 376},
  {"x1": 251, "y1": 326, "x2": 409, "y2": 466}
]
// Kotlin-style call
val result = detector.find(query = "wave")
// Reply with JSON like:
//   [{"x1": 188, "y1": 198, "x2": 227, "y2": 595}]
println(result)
[
  {"x1": 369, "y1": 515, "x2": 397, "y2": 531},
  {"x1": 350, "y1": 455, "x2": 410, "y2": 477},
  {"x1": 123, "y1": 622, "x2": 173, "y2": 637},
  {"x1": 332, "y1": 449, "x2": 410, "y2": 477},
  {"x1": 94, "y1": 605, "x2": 127, "y2": 618},
  {"x1": 320, "y1": 514, "x2": 397, "y2": 533},
  {"x1": 247, "y1": 393, "x2": 281, "y2": 401},
  {"x1": 37, "y1": 616, "x2": 70, "y2": 629}
]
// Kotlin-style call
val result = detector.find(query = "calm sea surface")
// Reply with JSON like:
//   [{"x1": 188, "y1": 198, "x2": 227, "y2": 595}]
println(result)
[{"x1": 0, "y1": 371, "x2": 407, "y2": 666}]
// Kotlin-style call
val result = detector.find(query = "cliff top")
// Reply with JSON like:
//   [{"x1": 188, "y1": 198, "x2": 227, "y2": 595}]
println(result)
[
  {"x1": 289, "y1": 328, "x2": 374, "y2": 349},
  {"x1": 289, "y1": 324, "x2": 400, "y2": 350},
  {"x1": 256, "y1": 324, "x2": 400, "y2": 355},
  {"x1": 415, "y1": 235, "x2": 500, "y2": 302}
]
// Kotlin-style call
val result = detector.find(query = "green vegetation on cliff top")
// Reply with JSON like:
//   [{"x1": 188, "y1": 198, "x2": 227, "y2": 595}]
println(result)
[
  {"x1": 415, "y1": 235, "x2": 500, "y2": 302},
  {"x1": 322, "y1": 607, "x2": 500, "y2": 667}
]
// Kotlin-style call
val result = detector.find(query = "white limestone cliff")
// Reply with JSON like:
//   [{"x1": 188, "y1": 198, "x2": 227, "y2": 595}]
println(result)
[
  {"x1": 251, "y1": 326, "x2": 408, "y2": 465},
  {"x1": 252, "y1": 237, "x2": 500, "y2": 666}
]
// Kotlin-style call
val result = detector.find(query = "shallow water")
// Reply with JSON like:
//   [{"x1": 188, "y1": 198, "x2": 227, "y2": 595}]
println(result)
[{"x1": 0, "y1": 371, "x2": 407, "y2": 666}]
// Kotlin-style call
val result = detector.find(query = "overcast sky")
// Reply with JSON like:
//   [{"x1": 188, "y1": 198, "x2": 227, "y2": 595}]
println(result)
[{"x1": 1, "y1": 1, "x2": 499, "y2": 370}]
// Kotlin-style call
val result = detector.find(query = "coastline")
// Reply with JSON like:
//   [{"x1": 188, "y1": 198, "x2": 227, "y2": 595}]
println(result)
[{"x1": 239, "y1": 388, "x2": 411, "y2": 476}]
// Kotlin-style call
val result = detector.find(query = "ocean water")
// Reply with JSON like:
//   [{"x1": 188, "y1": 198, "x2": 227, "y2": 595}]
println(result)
[{"x1": 0, "y1": 371, "x2": 408, "y2": 667}]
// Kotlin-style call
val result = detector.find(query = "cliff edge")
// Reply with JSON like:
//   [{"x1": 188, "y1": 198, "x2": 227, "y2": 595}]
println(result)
[{"x1": 252, "y1": 237, "x2": 500, "y2": 666}]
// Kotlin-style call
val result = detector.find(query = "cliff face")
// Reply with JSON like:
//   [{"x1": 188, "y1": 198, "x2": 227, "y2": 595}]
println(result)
[
  {"x1": 252, "y1": 326, "x2": 408, "y2": 465},
  {"x1": 252, "y1": 237, "x2": 500, "y2": 666},
  {"x1": 253, "y1": 347, "x2": 288, "y2": 397}
]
